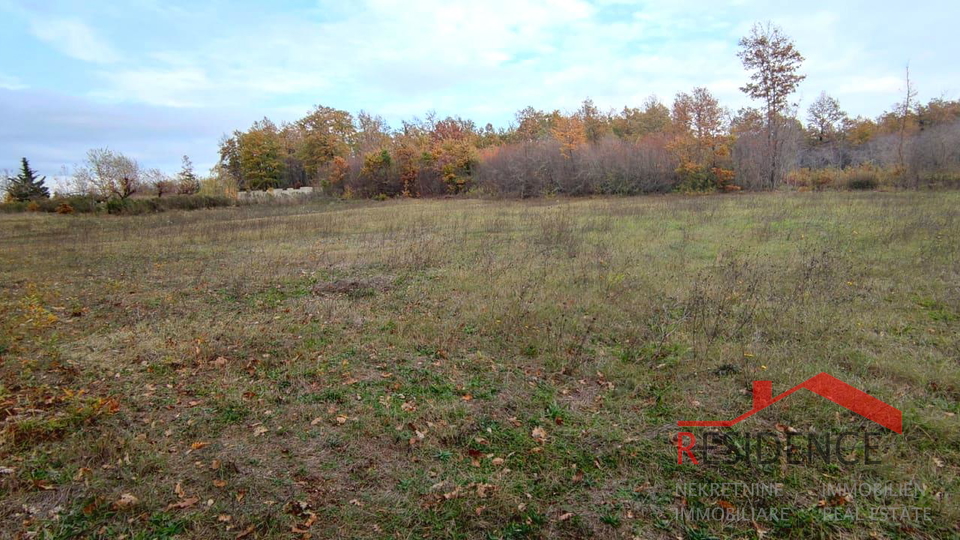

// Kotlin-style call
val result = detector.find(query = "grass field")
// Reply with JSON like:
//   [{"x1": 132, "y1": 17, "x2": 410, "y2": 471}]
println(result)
[{"x1": 1, "y1": 192, "x2": 957, "y2": 539}]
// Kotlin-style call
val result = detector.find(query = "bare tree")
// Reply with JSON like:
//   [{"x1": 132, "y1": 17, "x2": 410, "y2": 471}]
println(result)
[
  {"x1": 145, "y1": 168, "x2": 173, "y2": 197},
  {"x1": 738, "y1": 22, "x2": 805, "y2": 188},
  {"x1": 74, "y1": 148, "x2": 143, "y2": 200},
  {"x1": 896, "y1": 65, "x2": 918, "y2": 179}
]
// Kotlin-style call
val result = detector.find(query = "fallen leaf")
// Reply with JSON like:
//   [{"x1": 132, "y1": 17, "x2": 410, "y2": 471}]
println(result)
[
  {"x1": 235, "y1": 525, "x2": 255, "y2": 539},
  {"x1": 933, "y1": 457, "x2": 945, "y2": 468},
  {"x1": 752, "y1": 520, "x2": 769, "y2": 539},
  {"x1": 218, "y1": 514, "x2": 232, "y2": 522},
  {"x1": 531, "y1": 427, "x2": 547, "y2": 443},
  {"x1": 253, "y1": 426, "x2": 268, "y2": 437},
  {"x1": 213, "y1": 479, "x2": 227, "y2": 488},
  {"x1": 175, "y1": 482, "x2": 185, "y2": 498},
  {"x1": 166, "y1": 497, "x2": 200, "y2": 510},
  {"x1": 558, "y1": 512, "x2": 574, "y2": 521},
  {"x1": 310, "y1": 417, "x2": 323, "y2": 426},
  {"x1": 114, "y1": 493, "x2": 139, "y2": 510},
  {"x1": 191, "y1": 441, "x2": 209, "y2": 450},
  {"x1": 336, "y1": 415, "x2": 347, "y2": 425},
  {"x1": 476, "y1": 483, "x2": 496, "y2": 498}
]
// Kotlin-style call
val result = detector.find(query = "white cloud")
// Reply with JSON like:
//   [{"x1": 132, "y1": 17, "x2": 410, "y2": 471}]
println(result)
[
  {"x1": 0, "y1": 73, "x2": 27, "y2": 90},
  {"x1": 97, "y1": 67, "x2": 212, "y2": 107},
  {"x1": 4, "y1": 0, "x2": 960, "y2": 172},
  {"x1": 29, "y1": 18, "x2": 122, "y2": 64}
]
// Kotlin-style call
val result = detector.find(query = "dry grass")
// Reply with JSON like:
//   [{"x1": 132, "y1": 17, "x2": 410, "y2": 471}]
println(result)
[{"x1": 0, "y1": 192, "x2": 957, "y2": 539}]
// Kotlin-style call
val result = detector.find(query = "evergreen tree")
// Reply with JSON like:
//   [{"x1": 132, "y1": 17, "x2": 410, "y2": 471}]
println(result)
[{"x1": 5, "y1": 158, "x2": 50, "y2": 201}]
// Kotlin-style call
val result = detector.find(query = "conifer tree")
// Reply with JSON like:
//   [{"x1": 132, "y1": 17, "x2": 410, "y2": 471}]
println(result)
[{"x1": 5, "y1": 158, "x2": 50, "y2": 201}]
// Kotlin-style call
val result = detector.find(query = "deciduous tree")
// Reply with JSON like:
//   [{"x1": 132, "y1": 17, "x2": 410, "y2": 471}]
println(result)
[
  {"x1": 74, "y1": 148, "x2": 142, "y2": 200},
  {"x1": 738, "y1": 22, "x2": 805, "y2": 188},
  {"x1": 176, "y1": 155, "x2": 200, "y2": 195},
  {"x1": 807, "y1": 92, "x2": 846, "y2": 143}
]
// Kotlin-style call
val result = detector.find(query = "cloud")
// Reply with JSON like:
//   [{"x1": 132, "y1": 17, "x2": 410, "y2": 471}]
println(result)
[
  {"x1": 0, "y1": 73, "x2": 27, "y2": 90},
  {"x1": 0, "y1": 88, "x2": 246, "y2": 174},
  {"x1": 3, "y1": 0, "x2": 959, "y2": 176},
  {"x1": 29, "y1": 18, "x2": 121, "y2": 64},
  {"x1": 96, "y1": 67, "x2": 212, "y2": 107}
]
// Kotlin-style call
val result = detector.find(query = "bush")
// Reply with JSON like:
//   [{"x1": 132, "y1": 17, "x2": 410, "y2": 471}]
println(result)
[
  {"x1": 846, "y1": 171, "x2": 879, "y2": 190},
  {"x1": 919, "y1": 172, "x2": 960, "y2": 189},
  {"x1": 0, "y1": 194, "x2": 235, "y2": 215},
  {"x1": 103, "y1": 195, "x2": 235, "y2": 215},
  {"x1": 787, "y1": 168, "x2": 836, "y2": 190}
]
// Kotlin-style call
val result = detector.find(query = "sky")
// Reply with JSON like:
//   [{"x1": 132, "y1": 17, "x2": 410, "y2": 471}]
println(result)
[{"x1": 1, "y1": 0, "x2": 958, "y2": 179}]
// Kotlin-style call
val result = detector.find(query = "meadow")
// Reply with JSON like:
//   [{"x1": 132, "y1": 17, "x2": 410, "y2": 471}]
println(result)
[{"x1": 0, "y1": 191, "x2": 957, "y2": 539}]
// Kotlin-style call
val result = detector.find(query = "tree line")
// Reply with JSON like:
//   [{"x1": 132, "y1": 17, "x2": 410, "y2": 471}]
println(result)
[{"x1": 213, "y1": 23, "x2": 960, "y2": 198}]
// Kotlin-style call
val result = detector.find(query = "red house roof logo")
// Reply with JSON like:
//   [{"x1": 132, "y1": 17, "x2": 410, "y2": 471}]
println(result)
[{"x1": 677, "y1": 373, "x2": 902, "y2": 433}]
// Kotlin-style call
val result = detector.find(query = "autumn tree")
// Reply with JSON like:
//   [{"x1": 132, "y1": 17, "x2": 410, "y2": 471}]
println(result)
[
  {"x1": 672, "y1": 87, "x2": 726, "y2": 165},
  {"x1": 5, "y1": 158, "x2": 50, "y2": 201},
  {"x1": 354, "y1": 111, "x2": 393, "y2": 156},
  {"x1": 917, "y1": 98, "x2": 960, "y2": 130},
  {"x1": 612, "y1": 97, "x2": 672, "y2": 141},
  {"x1": 513, "y1": 107, "x2": 556, "y2": 143},
  {"x1": 738, "y1": 22, "x2": 805, "y2": 188},
  {"x1": 360, "y1": 149, "x2": 394, "y2": 196},
  {"x1": 551, "y1": 114, "x2": 586, "y2": 158},
  {"x1": 237, "y1": 119, "x2": 285, "y2": 190},
  {"x1": 176, "y1": 155, "x2": 200, "y2": 195},
  {"x1": 393, "y1": 121, "x2": 432, "y2": 197},
  {"x1": 427, "y1": 115, "x2": 479, "y2": 194},
  {"x1": 578, "y1": 98, "x2": 608, "y2": 143},
  {"x1": 297, "y1": 105, "x2": 355, "y2": 181},
  {"x1": 807, "y1": 92, "x2": 846, "y2": 143},
  {"x1": 672, "y1": 88, "x2": 733, "y2": 190}
]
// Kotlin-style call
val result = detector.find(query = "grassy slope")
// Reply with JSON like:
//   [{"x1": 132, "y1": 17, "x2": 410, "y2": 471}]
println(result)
[{"x1": 0, "y1": 192, "x2": 957, "y2": 539}]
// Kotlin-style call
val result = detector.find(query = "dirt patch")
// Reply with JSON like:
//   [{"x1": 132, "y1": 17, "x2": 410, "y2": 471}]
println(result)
[{"x1": 311, "y1": 276, "x2": 393, "y2": 296}]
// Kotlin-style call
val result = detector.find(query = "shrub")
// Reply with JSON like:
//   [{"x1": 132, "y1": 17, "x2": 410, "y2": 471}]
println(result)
[
  {"x1": 846, "y1": 171, "x2": 879, "y2": 190},
  {"x1": 787, "y1": 168, "x2": 835, "y2": 190},
  {"x1": 26, "y1": 201, "x2": 40, "y2": 212},
  {"x1": 55, "y1": 202, "x2": 74, "y2": 214},
  {"x1": 920, "y1": 172, "x2": 960, "y2": 189},
  {"x1": 105, "y1": 198, "x2": 131, "y2": 214}
]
